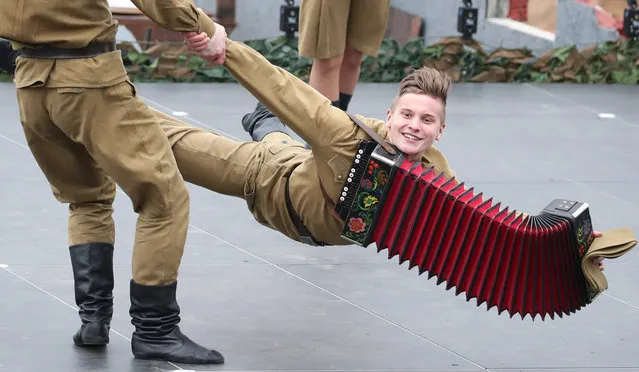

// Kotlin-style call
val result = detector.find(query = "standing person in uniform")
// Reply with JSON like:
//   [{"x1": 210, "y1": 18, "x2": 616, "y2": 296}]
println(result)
[
  {"x1": 298, "y1": 0, "x2": 391, "y2": 111},
  {"x1": 0, "y1": 1, "x2": 226, "y2": 364}
]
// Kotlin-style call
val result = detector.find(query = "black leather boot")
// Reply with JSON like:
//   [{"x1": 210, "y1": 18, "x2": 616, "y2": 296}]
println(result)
[
  {"x1": 241, "y1": 102, "x2": 296, "y2": 141},
  {"x1": 69, "y1": 242, "x2": 114, "y2": 346},
  {"x1": 129, "y1": 280, "x2": 225, "y2": 364}
]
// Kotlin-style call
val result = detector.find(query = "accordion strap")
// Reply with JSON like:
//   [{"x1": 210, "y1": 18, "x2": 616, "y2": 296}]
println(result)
[
  {"x1": 285, "y1": 176, "x2": 327, "y2": 246},
  {"x1": 346, "y1": 113, "x2": 397, "y2": 155}
]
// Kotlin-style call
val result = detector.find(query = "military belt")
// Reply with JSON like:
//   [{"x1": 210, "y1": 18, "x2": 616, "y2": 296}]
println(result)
[
  {"x1": 284, "y1": 176, "x2": 329, "y2": 247},
  {"x1": 21, "y1": 41, "x2": 117, "y2": 59}
]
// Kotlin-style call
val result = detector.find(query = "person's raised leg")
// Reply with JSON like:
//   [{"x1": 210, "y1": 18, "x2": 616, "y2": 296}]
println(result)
[
  {"x1": 241, "y1": 102, "x2": 296, "y2": 141},
  {"x1": 155, "y1": 108, "x2": 262, "y2": 199},
  {"x1": 158, "y1": 108, "x2": 305, "y2": 240}
]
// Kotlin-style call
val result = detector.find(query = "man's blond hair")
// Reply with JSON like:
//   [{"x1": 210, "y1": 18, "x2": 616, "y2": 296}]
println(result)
[{"x1": 391, "y1": 67, "x2": 452, "y2": 121}]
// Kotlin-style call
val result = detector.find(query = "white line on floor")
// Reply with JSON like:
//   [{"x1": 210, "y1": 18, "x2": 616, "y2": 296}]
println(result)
[{"x1": 524, "y1": 84, "x2": 638, "y2": 128}]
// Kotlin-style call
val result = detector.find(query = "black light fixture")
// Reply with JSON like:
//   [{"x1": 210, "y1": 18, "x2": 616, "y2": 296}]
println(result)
[
  {"x1": 624, "y1": 0, "x2": 639, "y2": 40},
  {"x1": 457, "y1": 0, "x2": 478, "y2": 40},
  {"x1": 279, "y1": 0, "x2": 300, "y2": 40}
]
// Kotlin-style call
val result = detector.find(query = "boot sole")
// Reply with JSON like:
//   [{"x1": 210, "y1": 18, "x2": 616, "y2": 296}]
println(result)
[
  {"x1": 74, "y1": 337, "x2": 109, "y2": 346},
  {"x1": 133, "y1": 353, "x2": 224, "y2": 364}
]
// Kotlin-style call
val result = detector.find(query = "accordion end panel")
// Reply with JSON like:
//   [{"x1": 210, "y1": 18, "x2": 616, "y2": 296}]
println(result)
[{"x1": 334, "y1": 141, "x2": 637, "y2": 321}]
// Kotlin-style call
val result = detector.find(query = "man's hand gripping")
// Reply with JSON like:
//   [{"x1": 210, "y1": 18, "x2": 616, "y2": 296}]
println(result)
[{"x1": 182, "y1": 21, "x2": 227, "y2": 65}]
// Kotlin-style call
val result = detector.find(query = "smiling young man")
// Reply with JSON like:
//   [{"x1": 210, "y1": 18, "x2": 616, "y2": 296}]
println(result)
[{"x1": 384, "y1": 74, "x2": 449, "y2": 162}]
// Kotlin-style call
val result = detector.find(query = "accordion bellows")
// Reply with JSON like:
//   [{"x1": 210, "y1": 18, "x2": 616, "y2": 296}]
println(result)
[{"x1": 335, "y1": 141, "x2": 636, "y2": 320}]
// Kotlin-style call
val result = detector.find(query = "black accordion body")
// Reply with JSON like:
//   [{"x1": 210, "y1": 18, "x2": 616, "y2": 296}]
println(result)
[{"x1": 334, "y1": 140, "x2": 596, "y2": 320}]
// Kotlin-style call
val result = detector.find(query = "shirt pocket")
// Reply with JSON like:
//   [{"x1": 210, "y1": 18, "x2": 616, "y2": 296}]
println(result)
[{"x1": 327, "y1": 154, "x2": 349, "y2": 184}]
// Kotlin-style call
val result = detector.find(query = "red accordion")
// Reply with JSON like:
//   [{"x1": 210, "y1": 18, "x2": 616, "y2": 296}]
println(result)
[{"x1": 335, "y1": 141, "x2": 597, "y2": 320}]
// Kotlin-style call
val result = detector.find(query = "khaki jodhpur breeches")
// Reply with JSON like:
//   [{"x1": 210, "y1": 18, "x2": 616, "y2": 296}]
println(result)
[
  {"x1": 16, "y1": 81, "x2": 189, "y2": 286},
  {"x1": 156, "y1": 109, "x2": 307, "y2": 239}
]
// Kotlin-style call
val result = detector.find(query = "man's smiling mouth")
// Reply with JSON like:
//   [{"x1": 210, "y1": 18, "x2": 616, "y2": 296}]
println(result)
[{"x1": 402, "y1": 132, "x2": 421, "y2": 141}]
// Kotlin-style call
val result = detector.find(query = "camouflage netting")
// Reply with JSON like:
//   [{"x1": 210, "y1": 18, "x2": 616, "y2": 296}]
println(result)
[{"x1": 1, "y1": 37, "x2": 637, "y2": 84}]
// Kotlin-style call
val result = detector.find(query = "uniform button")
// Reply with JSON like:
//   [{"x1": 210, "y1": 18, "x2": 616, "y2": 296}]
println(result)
[{"x1": 337, "y1": 175, "x2": 343, "y2": 180}]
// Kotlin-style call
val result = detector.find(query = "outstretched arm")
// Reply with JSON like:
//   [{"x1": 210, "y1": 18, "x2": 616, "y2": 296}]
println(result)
[
  {"x1": 184, "y1": 32, "x2": 353, "y2": 147},
  {"x1": 129, "y1": 0, "x2": 217, "y2": 36}
]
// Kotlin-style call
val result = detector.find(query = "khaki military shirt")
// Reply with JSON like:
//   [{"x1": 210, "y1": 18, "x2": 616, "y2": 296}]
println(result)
[
  {"x1": 0, "y1": 0, "x2": 217, "y2": 88},
  {"x1": 224, "y1": 40, "x2": 456, "y2": 245}
]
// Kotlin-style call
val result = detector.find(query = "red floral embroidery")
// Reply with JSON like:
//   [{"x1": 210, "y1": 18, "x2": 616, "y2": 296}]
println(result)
[
  {"x1": 360, "y1": 179, "x2": 373, "y2": 189},
  {"x1": 378, "y1": 172, "x2": 388, "y2": 186},
  {"x1": 348, "y1": 217, "x2": 366, "y2": 233}
]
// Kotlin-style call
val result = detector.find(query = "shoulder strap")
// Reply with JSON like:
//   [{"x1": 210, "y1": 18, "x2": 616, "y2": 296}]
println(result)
[{"x1": 345, "y1": 113, "x2": 397, "y2": 155}]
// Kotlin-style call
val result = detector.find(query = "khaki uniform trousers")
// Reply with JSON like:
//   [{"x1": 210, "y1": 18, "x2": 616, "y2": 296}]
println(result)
[
  {"x1": 158, "y1": 110, "x2": 310, "y2": 241},
  {"x1": 156, "y1": 108, "x2": 363, "y2": 246},
  {"x1": 299, "y1": 0, "x2": 391, "y2": 59},
  {"x1": 16, "y1": 80, "x2": 189, "y2": 286}
]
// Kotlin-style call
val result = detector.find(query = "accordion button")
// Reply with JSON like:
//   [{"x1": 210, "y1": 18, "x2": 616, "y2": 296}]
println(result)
[
  {"x1": 340, "y1": 197, "x2": 345, "y2": 201},
  {"x1": 355, "y1": 159, "x2": 359, "y2": 163},
  {"x1": 351, "y1": 168, "x2": 356, "y2": 173},
  {"x1": 342, "y1": 192, "x2": 347, "y2": 196},
  {"x1": 344, "y1": 187, "x2": 348, "y2": 191},
  {"x1": 348, "y1": 178, "x2": 352, "y2": 182}
]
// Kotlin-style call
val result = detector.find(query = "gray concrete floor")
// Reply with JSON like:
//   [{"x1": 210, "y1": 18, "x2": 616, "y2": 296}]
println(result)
[{"x1": 0, "y1": 81, "x2": 638, "y2": 372}]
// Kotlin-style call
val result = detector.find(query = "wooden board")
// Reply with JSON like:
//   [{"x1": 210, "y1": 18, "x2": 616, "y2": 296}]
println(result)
[
  {"x1": 526, "y1": 0, "x2": 557, "y2": 33},
  {"x1": 384, "y1": 6, "x2": 424, "y2": 46}
]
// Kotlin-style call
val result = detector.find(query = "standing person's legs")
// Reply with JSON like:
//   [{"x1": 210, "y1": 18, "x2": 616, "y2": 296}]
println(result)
[
  {"x1": 299, "y1": 0, "x2": 351, "y2": 106},
  {"x1": 18, "y1": 80, "x2": 223, "y2": 364},
  {"x1": 17, "y1": 87, "x2": 117, "y2": 348},
  {"x1": 338, "y1": 0, "x2": 391, "y2": 111},
  {"x1": 337, "y1": 44, "x2": 363, "y2": 111}
]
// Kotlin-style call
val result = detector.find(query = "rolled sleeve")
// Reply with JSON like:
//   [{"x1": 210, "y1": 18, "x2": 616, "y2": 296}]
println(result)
[{"x1": 130, "y1": 0, "x2": 217, "y2": 37}]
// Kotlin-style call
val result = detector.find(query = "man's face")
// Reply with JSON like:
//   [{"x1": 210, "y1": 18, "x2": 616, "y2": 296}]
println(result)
[{"x1": 385, "y1": 92, "x2": 446, "y2": 161}]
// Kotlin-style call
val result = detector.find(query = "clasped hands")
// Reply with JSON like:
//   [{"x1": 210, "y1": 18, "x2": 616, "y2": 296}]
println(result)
[{"x1": 182, "y1": 22, "x2": 227, "y2": 65}]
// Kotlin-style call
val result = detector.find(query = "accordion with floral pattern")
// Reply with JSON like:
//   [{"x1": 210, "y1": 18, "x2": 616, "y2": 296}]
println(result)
[{"x1": 334, "y1": 140, "x2": 597, "y2": 320}]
